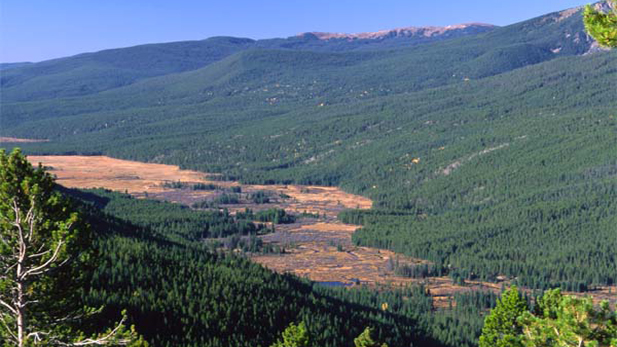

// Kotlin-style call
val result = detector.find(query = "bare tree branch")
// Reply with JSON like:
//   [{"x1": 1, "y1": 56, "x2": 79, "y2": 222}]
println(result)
[
  {"x1": 21, "y1": 240, "x2": 64, "y2": 279},
  {"x1": 0, "y1": 298, "x2": 18, "y2": 315},
  {"x1": 1, "y1": 152, "x2": 136, "y2": 347},
  {"x1": 56, "y1": 316, "x2": 132, "y2": 346}
]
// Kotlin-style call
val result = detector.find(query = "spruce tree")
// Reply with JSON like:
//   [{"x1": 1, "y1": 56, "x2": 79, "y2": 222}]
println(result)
[
  {"x1": 0, "y1": 149, "x2": 142, "y2": 346},
  {"x1": 354, "y1": 327, "x2": 388, "y2": 347},
  {"x1": 270, "y1": 322, "x2": 309, "y2": 347},
  {"x1": 520, "y1": 290, "x2": 617, "y2": 347},
  {"x1": 479, "y1": 286, "x2": 528, "y2": 347}
]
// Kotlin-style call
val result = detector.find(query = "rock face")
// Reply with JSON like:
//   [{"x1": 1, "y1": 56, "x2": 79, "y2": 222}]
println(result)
[
  {"x1": 298, "y1": 23, "x2": 497, "y2": 41},
  {"x1": 596, "y1": 0, "x2": 615, "y2": 12}
]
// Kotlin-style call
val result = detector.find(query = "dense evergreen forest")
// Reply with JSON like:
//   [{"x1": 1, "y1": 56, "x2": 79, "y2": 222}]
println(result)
[
  {"x1": 3, "y1": 6, "x2": 616, "y2": 292},
  {"x1": 1, "y1": 3, "x2": 617, "y2": 346},
  {"x1": 64, "y1": 188, "x2": 495, "y2": 347}
]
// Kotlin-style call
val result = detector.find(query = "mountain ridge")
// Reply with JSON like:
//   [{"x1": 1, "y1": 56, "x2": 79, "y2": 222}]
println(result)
[{"x1": 297, "y1": 23, "x2": 497, "y2": 41}]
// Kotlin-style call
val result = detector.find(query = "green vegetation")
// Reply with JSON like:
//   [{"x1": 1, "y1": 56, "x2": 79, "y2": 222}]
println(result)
[
  {"x1": 161, "y1": 181, "x2": 188, "y2": 189},
  {"x1": 71, "y1": 188, "x2": 269, "y2": 240},
  {"x1": 250, "y1": 191, "x2": 271, "y2": 204},
  {"x1": 1, "y1": 4, "x2": 616, "y2": 346},
  {"x1": 65, "y1": 187, "x2": 496, "y2": 347},
  {"x1": 584, "y1": 0, "x2": 617, "y2": 48},
  {"x1": 234, "y1": 208, "x2": 296, "y2": 224},
  {"x1": 255, "y1": 208, "x2": 296, "y2": 224},
  {"x1": 481, "y1": 288, "x2": 617, "y2": 347},
  {"x1": 354, "y1": 327, "x2": 389, "y2": 347},
  {"x1": 0, "y1": 149, "x2": 141, "y2": 346},
  {"x1": 191, "y1": 182, "x2": 220, "y2": 190},
  {"x1": 270, "y1": 322, "x2": 310, "y2": 347},
  {"x1": 161, "y1": 181, "x2": 219, "y2": 190},
  {"x1": 479, "y1": 287, "x2": 528, "y2": 347},
  {"x1": 192, "y1": 193, "x2": 242, "y2": 208}
]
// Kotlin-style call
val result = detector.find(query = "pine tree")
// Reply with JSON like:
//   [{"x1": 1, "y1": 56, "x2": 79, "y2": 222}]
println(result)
[
  {"x1": 270, "y1": 322, "x2": 309, "y2": 347},
  {"x1": 479, "y1": 286, "x2": 528, "y2": 347},
  {"x1": 0, "y1": 149, "x2": 143, "y2": 346},
  {"x1": 354, "y1": 327, "x2": 388, "y2": 347},
  {"x1": 584, "y1": 0, "x2": 617, "y2": 48},
  {"x1": 520, "y1": 289, "x2": 617, "y2": 347}
]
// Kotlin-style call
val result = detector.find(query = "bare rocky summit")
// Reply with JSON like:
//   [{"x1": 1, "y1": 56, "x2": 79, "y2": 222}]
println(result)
[{"x1": 298, "y1": 23, "x2": 497, "y2": 41}]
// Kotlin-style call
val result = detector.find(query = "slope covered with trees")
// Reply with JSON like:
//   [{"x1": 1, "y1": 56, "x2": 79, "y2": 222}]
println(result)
[
  {"x1": 66, "y1": 187, "x2": 495, "y2": 347},
  {"x1": 1, "y1": 4, "x2": 616, "y2": 345},
  {"x1": 0, "y1": 25, "x2": 497, "y2": 104},
  {"x1": 6, "y1": 51, "x2": 616, "y2": 290},
  {"x1": 0, "y1": 5, "x2": 595, "y2": 128}
]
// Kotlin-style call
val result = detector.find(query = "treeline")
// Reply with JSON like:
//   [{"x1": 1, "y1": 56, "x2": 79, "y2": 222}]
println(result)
[
  {"x1": 236, "y1": 208, "x2": 297, "y2": 224},
  {"x1": 68, "y1": 188, "x2": 271, "y2": 241}
]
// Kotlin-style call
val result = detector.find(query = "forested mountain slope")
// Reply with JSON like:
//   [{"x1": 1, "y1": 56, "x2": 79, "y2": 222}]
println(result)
[
  {"x1": 0, "y1": 6, "x2": 598, "y2": 129},
  {"x1": 2, "y1": 5, "x2": 616, "y2": 292},
  {"x1": 67, "y1": 188, "x2": 491, "y2": 347},
  {"x1": 0, "y1": 5, "x2": 593, "y2": 105},
  {"x1": 0, "y1": 24, "x2": 496, "y2": 103},
  {"x1": 0, "y1": 62, "x2": 32, "y2": 70}
]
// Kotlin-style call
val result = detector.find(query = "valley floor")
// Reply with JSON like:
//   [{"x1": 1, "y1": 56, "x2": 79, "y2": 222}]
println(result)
[{"x1": 28, "y1": 155, "x2": 616, "y2": 308}]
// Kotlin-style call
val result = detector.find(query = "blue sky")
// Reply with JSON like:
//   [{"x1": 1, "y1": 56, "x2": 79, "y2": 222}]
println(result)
[{"x1": 1, "y1": 0, "x2": 592, "y2": 63}]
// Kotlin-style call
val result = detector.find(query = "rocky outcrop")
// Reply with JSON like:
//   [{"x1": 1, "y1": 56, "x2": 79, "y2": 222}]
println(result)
[{"x1": 298, "y1": 23, "x2": 496, "y2": 41}]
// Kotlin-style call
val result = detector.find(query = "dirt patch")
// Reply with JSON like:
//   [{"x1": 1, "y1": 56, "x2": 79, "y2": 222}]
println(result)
[{"x1": 441, "y1": 143, "x2": 509, "y2": 176}]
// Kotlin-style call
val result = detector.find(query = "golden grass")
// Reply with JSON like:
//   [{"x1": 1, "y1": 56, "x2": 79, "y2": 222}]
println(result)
[
  {"x1": 27, "y1": 155, "x2": 371, "y2": 215},
  {"x1": 28, "y1": 155, "x2": 208, "y2": 193}
]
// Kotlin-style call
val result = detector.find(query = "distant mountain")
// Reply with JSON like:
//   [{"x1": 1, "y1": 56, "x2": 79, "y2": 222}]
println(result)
[
  {"x1": 0, "y1": 37, "x2": 256, "y2": 101},
  {"x1": 0, "y1": 62, "x2": 32, "y2": 70},
  {"x1": 0, "y1": 22, "x2": 497, "y2": 102},
  {"x1": 299, "y1": 23, "x2": 496, "y2": 41},
  {"x1": 0, "y1": 5, "x2": 597, "y2": 106}
]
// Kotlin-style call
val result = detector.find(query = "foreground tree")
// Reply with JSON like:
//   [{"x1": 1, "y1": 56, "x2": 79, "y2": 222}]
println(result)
[
  {"x1": 520, "y1": 289, "x2": 617, "y2": 347},
  {"x1": 0, "y1": 149, "x2": 142, "y2": 346},
  {"x1": 354, "y1": 327, "x2": 388, "y2": 347},
  {"x1": 584, "y1": 0, "x2": 617, "y2": 48},
  {"x1": 479, "y1": 286, "x2": 528, "y2": 347},
  {"x1": 269, "y1": 322, "x2": 309, "y2": 347}
]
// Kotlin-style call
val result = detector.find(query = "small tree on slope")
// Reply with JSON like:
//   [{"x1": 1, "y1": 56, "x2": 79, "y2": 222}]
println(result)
[
  {"x1": 270, "y1": 322, "x2": 309, "y2": 347},
  {"x1": 354, "y1": 327, "x2": 389, "y2": 347}
]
